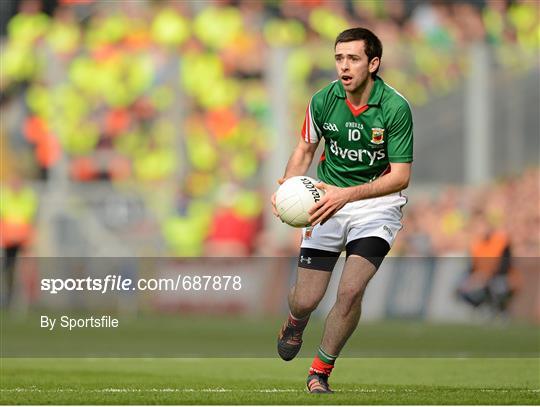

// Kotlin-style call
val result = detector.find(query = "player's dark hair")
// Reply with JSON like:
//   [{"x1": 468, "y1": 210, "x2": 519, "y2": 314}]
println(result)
[{"x1": 335, "y1": 28, "x2": 383, "y2": 78}]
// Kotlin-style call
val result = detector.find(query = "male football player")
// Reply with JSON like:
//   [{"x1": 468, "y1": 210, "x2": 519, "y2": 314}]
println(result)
[{"x1": 272, "y1": 27, "x2": 413, "y2": 393}]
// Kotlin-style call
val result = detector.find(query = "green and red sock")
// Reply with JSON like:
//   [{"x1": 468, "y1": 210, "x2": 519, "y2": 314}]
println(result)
[
  {"x1": 309, "y1": 347, "x2": 337, "y2": 376},
  {"x1": 288, "y1": 312, "x2": 309, "y2": 329}
]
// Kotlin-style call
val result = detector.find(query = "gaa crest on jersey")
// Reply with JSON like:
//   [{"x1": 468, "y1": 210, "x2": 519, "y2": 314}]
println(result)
[{"x1": 371, "y1": 128, "x2": 385, "y2": 144}]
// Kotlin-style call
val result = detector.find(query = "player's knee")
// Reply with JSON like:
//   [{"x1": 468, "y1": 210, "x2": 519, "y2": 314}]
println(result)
[
  {"x1": 291, "y1": 294, "x2": 321, "y2": 314},
  {"x1": 335, "y1": 286, "x2": 365, "y2": 314}
]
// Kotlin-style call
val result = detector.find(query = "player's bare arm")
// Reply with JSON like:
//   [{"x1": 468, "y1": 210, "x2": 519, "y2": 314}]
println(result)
[
  {"x1": 346, "y1": 162, "x2": 411, "y2": 200},
  {"x1": 271, "y1": 138, "x2": 320, "y2": 217},
  {"x1": 308, "y1": 162, "x2": 411, "y2": 226},
  {"x1": 283, "y1": 137, "x2": 320, "y2": 179}
]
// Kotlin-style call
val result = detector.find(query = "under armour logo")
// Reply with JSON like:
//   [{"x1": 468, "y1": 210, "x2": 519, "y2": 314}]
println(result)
[{"x1": 300, "y1": 256, "x2": 312, "y2": 265}]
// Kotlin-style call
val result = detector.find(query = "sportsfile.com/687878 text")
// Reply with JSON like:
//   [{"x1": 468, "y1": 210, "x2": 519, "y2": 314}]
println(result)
[{"x1": 40, "y1": 275, "x2": 243, "y2": 294}]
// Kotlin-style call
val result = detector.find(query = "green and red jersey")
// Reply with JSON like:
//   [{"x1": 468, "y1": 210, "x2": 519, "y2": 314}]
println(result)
[{"x1": 301, "y1": 76, "x2": 413, "y2": 187}]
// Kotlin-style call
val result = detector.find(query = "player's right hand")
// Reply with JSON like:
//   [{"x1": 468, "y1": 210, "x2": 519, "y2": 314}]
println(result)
[{"x1": 271, "y1": 178, "x2": 286, "y2": 217}]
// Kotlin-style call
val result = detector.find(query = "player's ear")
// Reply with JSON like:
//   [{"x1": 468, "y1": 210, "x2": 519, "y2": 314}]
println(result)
[{"x1": 369, "y1": 57, "x2": 380, "y2": 74}]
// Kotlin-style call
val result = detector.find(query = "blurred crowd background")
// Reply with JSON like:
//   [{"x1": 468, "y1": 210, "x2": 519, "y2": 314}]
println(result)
[{"x1": 0, "y1": 0, "x2": 538, "y2": 319}]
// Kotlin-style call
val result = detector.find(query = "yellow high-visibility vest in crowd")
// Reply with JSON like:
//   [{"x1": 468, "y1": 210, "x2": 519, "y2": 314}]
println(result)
[
  {"x1": 1, "y1": 186, "x2": 38, "y2": 225},
  {"x1": 0, "y1": 185, "x2": 38, "y2": 247}
]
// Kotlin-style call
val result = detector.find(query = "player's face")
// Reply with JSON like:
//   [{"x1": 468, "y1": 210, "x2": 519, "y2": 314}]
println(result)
[{"x1": 335, "y1": 40, "x2": 379, "y2": 94}]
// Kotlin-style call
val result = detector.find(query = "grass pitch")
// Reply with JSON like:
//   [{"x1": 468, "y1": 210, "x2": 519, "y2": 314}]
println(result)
[
  {"x1": 3, "y1": 315, "x2": 539, "y2": 357},
  {"x1": 2, "y1": 316, "x2": 539, "y2": 403},
  {"x1": 1, "y1": 358, "x2": 538, "y2": 404}
]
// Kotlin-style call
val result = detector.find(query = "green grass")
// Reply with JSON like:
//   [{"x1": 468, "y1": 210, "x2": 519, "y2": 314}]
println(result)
[
  {"x1": 2, "y1": 315, "x2": 539, "y2": 403},
  {"x1": 2, "y1": 314, "x2": 539, "y2": 357},
  {"x1": 1, "y1": 358, "x2": 538, "y2": 404}
]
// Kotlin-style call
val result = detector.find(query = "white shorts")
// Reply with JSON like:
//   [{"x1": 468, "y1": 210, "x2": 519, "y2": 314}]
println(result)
[{"x1": 300, "y1": 192, "x2": 407, "y2": 253}]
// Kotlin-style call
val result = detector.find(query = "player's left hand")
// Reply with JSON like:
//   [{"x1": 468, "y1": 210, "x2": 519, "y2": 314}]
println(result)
[{"x1": 308, "y1": 182, "x2": 351, "y2": 226}]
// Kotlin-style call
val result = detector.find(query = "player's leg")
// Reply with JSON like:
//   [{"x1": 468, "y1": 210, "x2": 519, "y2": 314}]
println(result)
[
  {"x1": 289, "y1": 248, "x2": 342, "y2": 318},
  {"x1": 277, "y1": 248, "x2": 339, "y2": 361},
  {"x1": 320, "y1": 251, "x2": 381, "y2": 354},
  {"x1": 307, "y1": 237, "x2": 389, "y2": 393}
]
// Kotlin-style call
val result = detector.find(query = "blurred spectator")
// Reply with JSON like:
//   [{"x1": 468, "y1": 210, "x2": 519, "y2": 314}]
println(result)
[
  {"x1": 457, "y1": 209, "x2": 522, "y2": 316},
  {"x1": 0, "y1": 175, "x2": 38, "y2": 307},
  {"x1": 395, "y1": 208, "x2": 434, "y2": 257},
  {"x1": 205, "y1": 187, "x2": 263, "y2": 256},
  {"x1": 395, "y1": 168, "x2": 539, "y2": 258}
]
